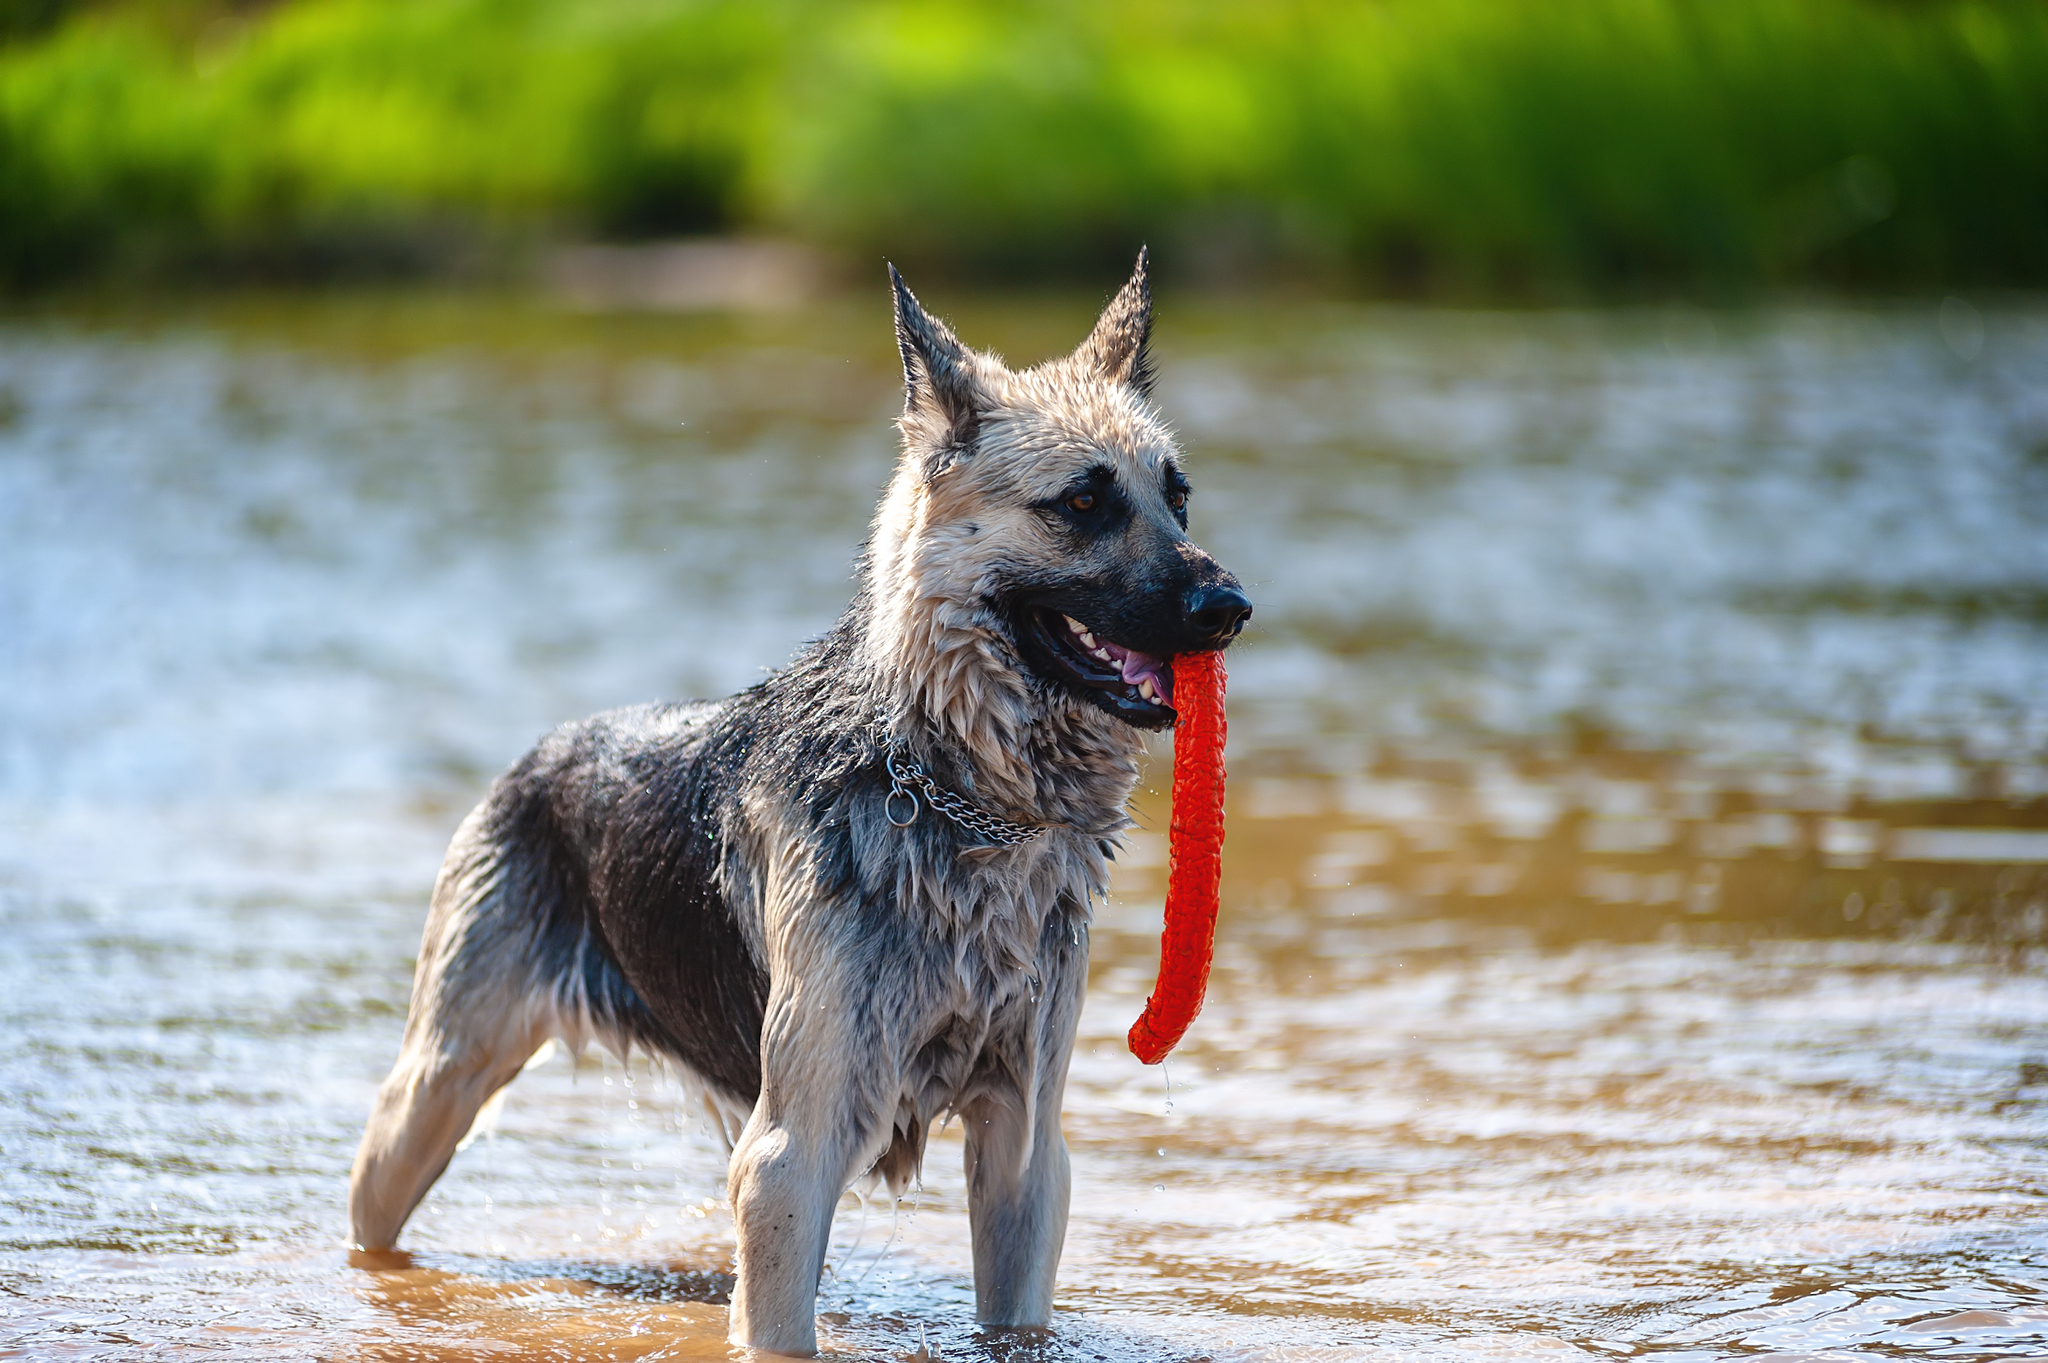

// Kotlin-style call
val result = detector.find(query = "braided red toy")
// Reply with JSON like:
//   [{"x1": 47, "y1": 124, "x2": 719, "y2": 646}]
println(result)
[{"x1": 1127, "y1": 649, "x2": 1227, "y2": 1064}]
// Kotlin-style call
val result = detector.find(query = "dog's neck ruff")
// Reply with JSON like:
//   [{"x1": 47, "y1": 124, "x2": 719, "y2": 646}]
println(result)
[{"x1": 884, "y1": 747, "x2": 1053, "y2": 847}]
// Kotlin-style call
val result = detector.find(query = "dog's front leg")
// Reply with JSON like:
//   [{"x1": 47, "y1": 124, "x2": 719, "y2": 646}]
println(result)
[
  {"x1": 726, "y1": 966, "x2": 892, "y2": 1356},
  {"x1": 963, "y1": 1086, "x2": 1071, "y2": 1327},
  {"x1": 963, "y1": 952, "x2": 1084, "y2": 1328}
]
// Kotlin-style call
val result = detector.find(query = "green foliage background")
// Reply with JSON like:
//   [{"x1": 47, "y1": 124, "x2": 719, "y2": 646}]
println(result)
[{"x1": 3, "y1": 0, "x2": 2044, "y2": 292}]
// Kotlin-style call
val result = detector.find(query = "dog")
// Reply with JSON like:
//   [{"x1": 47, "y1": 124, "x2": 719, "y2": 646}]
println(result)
[{"x1": 346, "y1": 250, "x2": 1250, "y2": 1354}]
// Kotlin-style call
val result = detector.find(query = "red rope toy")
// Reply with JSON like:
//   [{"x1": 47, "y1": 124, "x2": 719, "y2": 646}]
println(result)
[{"x1": 1127, "y1": 649, "x2": 1226, "y2": 1064}]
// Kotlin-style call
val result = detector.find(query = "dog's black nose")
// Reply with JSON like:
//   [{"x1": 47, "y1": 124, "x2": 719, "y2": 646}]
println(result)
[{"x1": 1186, "y1": 584, "x2": 1252, "y2": 641}]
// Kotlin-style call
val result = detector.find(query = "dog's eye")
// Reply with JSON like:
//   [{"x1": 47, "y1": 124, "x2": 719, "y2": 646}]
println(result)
[
  {"x1": 1166, "y1": 489, "x2": 1187, "y2": 512},
  {"x1": 1066, "y1": 492, "x2": 1097, "y2": 514}
]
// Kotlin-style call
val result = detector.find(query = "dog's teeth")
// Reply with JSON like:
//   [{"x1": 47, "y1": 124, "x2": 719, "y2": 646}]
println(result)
[
  {"x1": 1078, "y1": 632, "x2": 1097, "y2": 649},
  {"x1": 1138, "y1": 678, "x2": 1158, "y2": 701},
  {"x1": 1064, "y1": 616, "x2": 1087, "y2": 635},
  {"x1": 1092, "y1": 647, "x2": 1113, "y2": 662}
]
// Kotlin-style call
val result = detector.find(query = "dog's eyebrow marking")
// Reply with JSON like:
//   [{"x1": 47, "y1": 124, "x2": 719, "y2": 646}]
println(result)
[{"x1": 1041, "y1": 462, "x2": 1118, "y2": 502}]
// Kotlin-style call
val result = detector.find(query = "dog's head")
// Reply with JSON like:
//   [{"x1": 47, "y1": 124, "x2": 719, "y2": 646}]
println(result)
[{"x1": 864, "y1": 251, "x2": 1250, "y2": 763}]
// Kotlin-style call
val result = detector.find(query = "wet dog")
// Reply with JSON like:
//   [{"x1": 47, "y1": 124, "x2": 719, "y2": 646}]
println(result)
[{"x1": 346, "y1": 252, "x2": 1250, "y2": 1354}]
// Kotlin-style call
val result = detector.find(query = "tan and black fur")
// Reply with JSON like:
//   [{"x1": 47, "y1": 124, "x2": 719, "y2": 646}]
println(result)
[{"x1": 347, "y1": 252, "x2": 1250, "y2": 1355}]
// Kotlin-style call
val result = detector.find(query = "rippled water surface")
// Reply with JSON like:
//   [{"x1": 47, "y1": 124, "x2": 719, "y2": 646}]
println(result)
[{"x1": 3, "y1": 293, "x2": 2046, "y2": 1360}]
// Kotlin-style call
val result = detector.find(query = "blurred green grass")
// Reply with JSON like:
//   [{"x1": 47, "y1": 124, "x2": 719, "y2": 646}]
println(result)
[{"x1": 3, "y1": 0, "x2": 2044, "y2": 293}]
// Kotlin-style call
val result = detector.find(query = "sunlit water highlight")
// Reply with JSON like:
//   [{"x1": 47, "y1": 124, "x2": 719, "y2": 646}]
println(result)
[{"x1": 2, "y1": 294, "x2": 2044, "y2": 1360}]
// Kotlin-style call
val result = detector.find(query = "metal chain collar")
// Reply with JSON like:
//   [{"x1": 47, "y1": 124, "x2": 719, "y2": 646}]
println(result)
[{"x1": 883, "y1": 747, "x2": 1049, "y2": 847}]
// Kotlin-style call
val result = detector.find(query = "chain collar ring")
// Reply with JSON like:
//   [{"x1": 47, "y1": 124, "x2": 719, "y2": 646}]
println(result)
[
  {"x1": 883, "y1": 759, "x2": 920, "y2": 828},
  {"x1": 881, "y1": 746, "x2": 1048, "y2": 847}
]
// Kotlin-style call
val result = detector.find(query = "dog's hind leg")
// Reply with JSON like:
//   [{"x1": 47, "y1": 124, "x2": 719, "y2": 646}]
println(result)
[{"x1": 348, "y1": 814, "x2": 554, "y2": 1251}]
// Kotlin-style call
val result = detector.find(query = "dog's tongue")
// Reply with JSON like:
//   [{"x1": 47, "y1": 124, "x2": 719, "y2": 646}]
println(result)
[
  {"x1": 1105, "y1": 641, "x2": 1172, "y2": 701},
  {"x1": 1127, "y1": 650, "x2": 1226, "y2": 1064}
]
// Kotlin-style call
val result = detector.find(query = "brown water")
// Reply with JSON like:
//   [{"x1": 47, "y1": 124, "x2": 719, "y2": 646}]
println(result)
[{"x1": 2, "y1": 293, "x2": 2046, "y2": 1360}]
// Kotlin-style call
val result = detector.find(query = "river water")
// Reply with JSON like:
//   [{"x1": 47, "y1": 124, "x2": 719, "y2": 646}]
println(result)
[{"x1": 2, "y1": 292, "x2": 2045, "y2": 1361}]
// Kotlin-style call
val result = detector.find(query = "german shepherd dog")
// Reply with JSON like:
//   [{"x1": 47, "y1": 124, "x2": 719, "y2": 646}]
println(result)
[{"x1": 347, "y1": 251, "x2": 1250, "y2": 1354}]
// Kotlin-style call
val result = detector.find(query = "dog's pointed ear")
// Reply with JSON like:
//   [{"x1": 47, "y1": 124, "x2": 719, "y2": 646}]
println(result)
[
  {"x1": 1073, "y1": 246, "x2": 1154, "y2": 397},
  {"x1": 890, "y1": 263, "x2": 984, "y2": 452}
]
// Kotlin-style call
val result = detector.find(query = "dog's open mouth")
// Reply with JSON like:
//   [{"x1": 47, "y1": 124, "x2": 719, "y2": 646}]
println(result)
[{"x1": 1022, "y1": 607, "x2": 1177, "y2": 728}]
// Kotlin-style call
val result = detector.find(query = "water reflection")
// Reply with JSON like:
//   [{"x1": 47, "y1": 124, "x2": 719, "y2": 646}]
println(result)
[
  {"x1": 347, "y1": 1250, "x2": 735, "y2": 1362},
  {"x1": 1129, "y1": 749, "x2": 2048, "y2": 960},
  {"x1": 1, "y1": 294, "x2": 2044, "y2": 1359}
]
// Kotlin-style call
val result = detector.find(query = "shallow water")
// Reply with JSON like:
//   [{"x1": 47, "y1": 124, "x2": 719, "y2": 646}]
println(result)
[{"x1": 2, "y1": 292, "x2": 2045, "y2": 1360}]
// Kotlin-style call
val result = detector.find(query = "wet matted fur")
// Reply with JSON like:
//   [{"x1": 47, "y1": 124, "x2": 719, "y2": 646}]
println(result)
[{"x1": 346, "y1": 252, "x2": 1251, "y2": 1355}]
